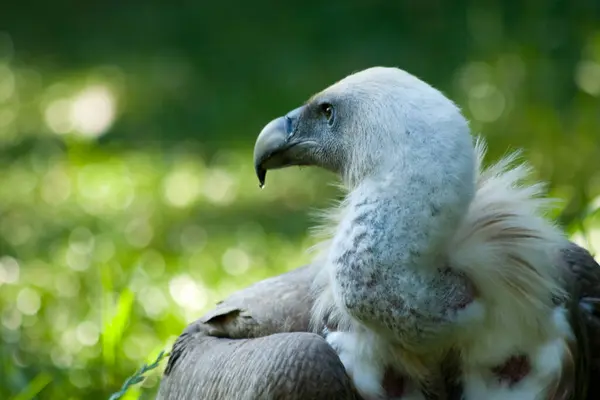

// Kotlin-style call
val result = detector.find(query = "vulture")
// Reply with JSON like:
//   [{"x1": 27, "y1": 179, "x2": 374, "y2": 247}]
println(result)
[{"x1": 158, "y1": 67, "x2": 600, "y2": 400}]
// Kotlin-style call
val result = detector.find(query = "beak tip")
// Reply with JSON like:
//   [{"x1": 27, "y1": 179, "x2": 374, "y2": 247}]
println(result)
[
  {"x1": 253, "y1": 108, "x2": 307, "y2": 189},
  {"x1": 256, "y1": 166, "x2": 266, "y2": 189},
  {"x1": 253, "y1": 116, "x2": 288, "y2": 190}
]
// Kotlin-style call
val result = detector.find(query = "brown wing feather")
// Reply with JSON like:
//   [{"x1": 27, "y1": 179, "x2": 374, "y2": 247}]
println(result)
[
  {"x1": 159, "y1": 243, "x2": 600, "y2": 400},
  {"x1": 158, "y1": 264, "x2": 360, "y2": 400},
  {"x1": 557, "y1": 244, "x2": 600, "y2": 400}
]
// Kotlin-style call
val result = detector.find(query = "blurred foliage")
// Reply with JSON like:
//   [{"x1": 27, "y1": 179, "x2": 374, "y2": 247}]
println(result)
[
  {"x1": 0, "y1": 1, "x2": 599, "y2": 399},
  {"x1": 108, "y1": 351, "x2": 168, "y2": 400}
]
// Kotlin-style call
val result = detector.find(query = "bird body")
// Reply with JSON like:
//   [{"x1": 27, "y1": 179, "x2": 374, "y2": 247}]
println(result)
[
  {"x1": 253, "y1": 67, "x2": 575, "y2": 399},
  {"x1": 159, "y1": 243, "x2": 600, "y2": 400},
  {"x1": 313, "y1": 139, "x2": 572, "y2": 400}
]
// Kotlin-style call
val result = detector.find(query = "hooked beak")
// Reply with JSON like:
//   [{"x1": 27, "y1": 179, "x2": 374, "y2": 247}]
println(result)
[{"x1": 253, "y1": 106, "x2": 309, "y2": 188}]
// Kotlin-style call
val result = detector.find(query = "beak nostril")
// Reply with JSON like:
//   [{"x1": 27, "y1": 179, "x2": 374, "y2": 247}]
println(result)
[{"x1": 284, "y1": 116, "x2": 293, "y2": 135}]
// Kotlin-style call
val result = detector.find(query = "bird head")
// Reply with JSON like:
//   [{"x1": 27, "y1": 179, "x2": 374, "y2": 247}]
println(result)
[{"x1": 253, "y1": 66, "x2": 475, "y2": 190}]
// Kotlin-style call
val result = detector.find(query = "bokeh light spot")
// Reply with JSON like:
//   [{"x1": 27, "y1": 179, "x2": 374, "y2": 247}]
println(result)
[
  {"x1": 575, "y1": 61, "x2": 600, "y2": 96},
  {"x1": 139, "y1": 286, "x2": 168, "y2": 320},
  {"x1": 54, "y1": 273, "x2": 81, "y2": 297},
  {"x1": 0, "y1": 256, "x2": 20, "y2": 285},
  {"x1": 93, "y1": 235, "x2": 116, "y2": 263},
  {"x1": 125, "y1": 218, "x2": 154, "y2": 249},
  {"x1": 66, "y1": 247, "x2": 91, "y2": 271},
  {"x1": 468, "y1": 83, "x2": 506, "y2": 122},
  {"x1": 69, "y1": 227, "x2": 95, "y2": 255},
  {"x1": 50, "y1": 348, "x2": 73, "y2": 369},
  {"x1": 41, "y1": 164, "x2": 72, "y2": 205},
  {"x1": 76, "y1": 321, "x2": 99, "y2": 346},
  {"x1": 163, "y1": 167, "x2": 202, "y2": 208},
  {"x1": 69, "y1": 369, "x2": 91, "y2": 388},
  {"x1": 61, "y1": 329, "x2": 82, "y2": 354},
  {"x1": 16, "y1": 287, "x2": 41, "y2": 316},
  {"x1": 44, "y1": 98, "x2": 73, "y2": 134},
  {"x1": 46, "y1": 306, "x2": 70, "y2": 332},
  {"x1": 69, "y1": 85, "x2": 116, "y2": 137},
  {"x1": 202, "y1": 168, "x2": 237, "y2": 205},
  {"x1": 137, "y1": 250, "x2": 165, "y2": 279},
  {"x1": 168, "y1": 275, "x2": 207, "y2": 312},
  {"x1": 222, "y1": 247, "x2": 250, "y2": 276},
  {"x1": 2, "y1": 307, "x2": 22, "y2": 330},
  {"x1": 456, "y1": 62, "x2": 492, "y2": 94},
  {"x1": 0, "y1": 63, "x2": 15, "y2": 102},
  {"x1": 76, "y1": 164, "x2": 135, "y2": 213},
  {"x1": 123, "y1": 334, "x2": 159, "y2": 362}
]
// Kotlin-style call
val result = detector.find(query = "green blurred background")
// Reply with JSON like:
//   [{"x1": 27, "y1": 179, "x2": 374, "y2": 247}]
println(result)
[{"x1": 1, "y1": 1, "x2": 599, "y2": 399}]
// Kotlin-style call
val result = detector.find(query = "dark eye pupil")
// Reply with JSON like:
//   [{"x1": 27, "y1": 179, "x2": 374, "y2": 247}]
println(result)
[{"x1": 321, "y1": 103, "x2": 333, "y2": 122}]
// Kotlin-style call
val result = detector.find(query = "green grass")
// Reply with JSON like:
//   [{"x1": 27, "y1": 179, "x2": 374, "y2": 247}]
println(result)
[
  {"x1": 108, "y1": 351, "x2": 169, "y2": 400},
  {"x1": 0, "y1": 139, "x2": 335, "y2": 399}
]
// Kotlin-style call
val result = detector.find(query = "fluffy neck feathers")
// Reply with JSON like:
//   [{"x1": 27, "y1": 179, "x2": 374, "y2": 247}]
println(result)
[{"x1": 334, "y1": 145, "x2": 476, "y2": 271}]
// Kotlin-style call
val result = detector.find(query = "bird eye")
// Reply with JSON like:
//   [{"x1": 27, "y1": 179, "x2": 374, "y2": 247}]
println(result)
[{"x1": 319, "y1": 103, "x2": 335, "y2": 126}]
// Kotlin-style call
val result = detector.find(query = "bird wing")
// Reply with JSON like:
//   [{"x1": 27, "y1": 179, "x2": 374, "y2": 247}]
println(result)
[
  {"x1": 157, "y1": 244, "x2": 600, "y2": 400},
  {"x1": 157, "y1": 265, "x2": 361, "y2": 400},
  {"x1": 558, "y1": 244, "x2": 600, "y2": 400}
]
